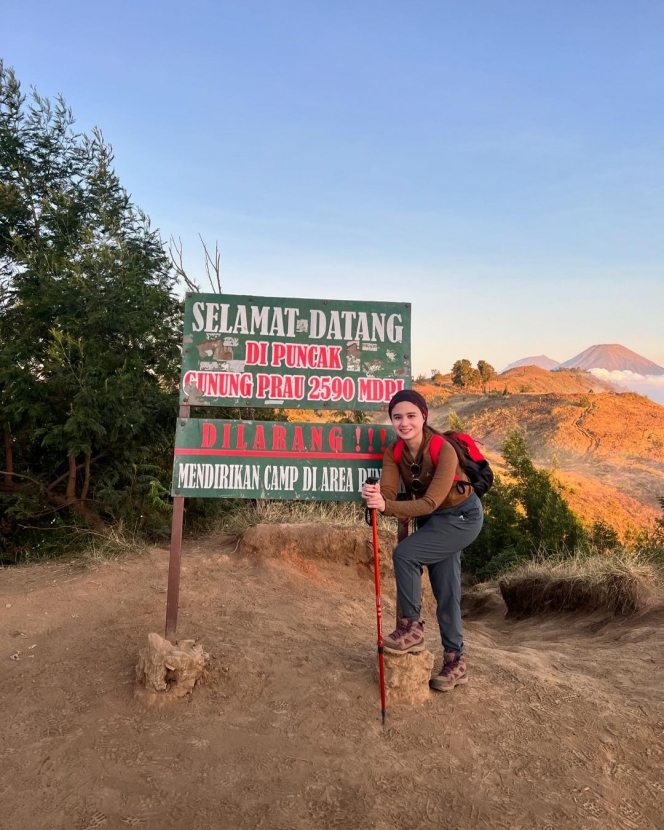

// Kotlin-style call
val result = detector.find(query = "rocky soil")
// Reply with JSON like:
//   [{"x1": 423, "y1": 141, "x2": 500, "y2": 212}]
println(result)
[{"x1": 1, "y1": 537, "x2": 663, "y2": 830}]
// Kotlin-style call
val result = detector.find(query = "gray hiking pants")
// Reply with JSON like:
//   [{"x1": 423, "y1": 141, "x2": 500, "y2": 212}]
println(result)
[{"x1": 392, "y1": 494, "x2": 484, "y2": 655}]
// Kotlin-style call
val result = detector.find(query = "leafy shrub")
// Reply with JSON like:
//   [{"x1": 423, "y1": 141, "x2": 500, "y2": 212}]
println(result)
[
  {"x1": 448, "y1": 409, "x2": 465, "y2": 432},
  {"x1": 463, "y1": 430, "x2": 587, "y2": 580},
  {"x1": 636, "y1": 496, "x2": 664, "y2": 566},
  {"x1": 588, "y1": 519, "x2": 620, "y2": 552}
]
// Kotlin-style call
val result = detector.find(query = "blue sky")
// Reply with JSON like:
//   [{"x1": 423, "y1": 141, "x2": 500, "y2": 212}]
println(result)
[{"x1": 3, "y1": 1, "x2": 664, "y2": 379}]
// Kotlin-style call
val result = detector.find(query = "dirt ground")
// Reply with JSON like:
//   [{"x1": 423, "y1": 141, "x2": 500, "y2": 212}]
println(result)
[{"x1": 2, "y1": 537, "x2": 663, "y2": 830}]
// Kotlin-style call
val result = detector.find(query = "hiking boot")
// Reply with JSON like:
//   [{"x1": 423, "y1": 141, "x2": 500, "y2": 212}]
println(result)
[
  {"x1": 430, "y1": 651, "x2": 468, "y2": 691},
  {"x1": 383, "y1": 618, "x2": 425, "y2": 654}
]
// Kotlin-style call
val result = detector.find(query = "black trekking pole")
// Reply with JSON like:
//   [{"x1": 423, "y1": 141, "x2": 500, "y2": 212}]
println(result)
[{"x1": 365, "y1": 476, "x2": 387, "y2": 726}]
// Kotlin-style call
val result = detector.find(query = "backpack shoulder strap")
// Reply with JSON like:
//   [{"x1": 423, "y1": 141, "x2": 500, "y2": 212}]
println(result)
[
  {"x1": 432, "y1": 434, "x2": 466, "y2": 484},
  {"x1": 394, "y1": 434, "x2": 447, "y2": 467},
  {"x1": 429, "y1": 434, "x2": 445, "y2": 466}
]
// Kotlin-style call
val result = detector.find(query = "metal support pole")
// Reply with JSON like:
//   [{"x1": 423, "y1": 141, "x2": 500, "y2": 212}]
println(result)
[
  {"x1": 164, "y1": 496, "x2": 185, "y2": 643},
  {"x1": 164, "y1": 404, "x2": 190, "y2": 644}
]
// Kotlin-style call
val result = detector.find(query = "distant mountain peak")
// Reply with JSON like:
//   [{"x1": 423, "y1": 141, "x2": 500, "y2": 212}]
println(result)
[
  {"x1": 502, "y1": 355, "x2": 561, "y2": 372},
  {"x1": 559, "y1": 344, "x2": 664, "y2": 376}
]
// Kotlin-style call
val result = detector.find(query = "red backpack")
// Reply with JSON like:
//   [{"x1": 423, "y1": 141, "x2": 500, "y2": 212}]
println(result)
[{"x1": 393, "y1": 433, "x2": 494, "y2": 498}]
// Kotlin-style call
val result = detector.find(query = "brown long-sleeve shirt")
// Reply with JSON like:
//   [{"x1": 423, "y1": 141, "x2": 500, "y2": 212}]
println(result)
[{"x1": 380, "y1": 429, "x2": 473, "y2": 519}]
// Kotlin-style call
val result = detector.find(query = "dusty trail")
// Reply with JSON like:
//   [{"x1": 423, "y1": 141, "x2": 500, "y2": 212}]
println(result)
[
  {"x1": 574, "y1": 401, "x2": 600, "y2": 455},
  {"x1": 1, "y1": 540, "x2": 663, "y2": 830}
]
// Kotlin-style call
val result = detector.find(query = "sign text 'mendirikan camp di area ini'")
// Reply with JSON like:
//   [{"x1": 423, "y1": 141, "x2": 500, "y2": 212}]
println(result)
[{"x1": 179, "y1": 293, "x2": 411, "y2": 409}]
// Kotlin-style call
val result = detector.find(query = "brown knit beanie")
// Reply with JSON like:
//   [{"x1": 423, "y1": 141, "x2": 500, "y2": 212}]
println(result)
[{"x1": 387, "y1": 389, "x2": 428, "y2": 421}]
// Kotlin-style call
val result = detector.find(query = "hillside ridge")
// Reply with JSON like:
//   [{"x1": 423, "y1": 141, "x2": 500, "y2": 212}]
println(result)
[{"x1": 503, "y1": 355, "x2": 561, "y2": 372}]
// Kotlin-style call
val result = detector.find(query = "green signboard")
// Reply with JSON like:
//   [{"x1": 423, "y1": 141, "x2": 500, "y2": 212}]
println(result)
[
  {"x1": 172, "y1": 419, "x2": 396, "y2": 500},
  {"x1": 179, "y1": 293, "x2": 411, "y2": 410}
]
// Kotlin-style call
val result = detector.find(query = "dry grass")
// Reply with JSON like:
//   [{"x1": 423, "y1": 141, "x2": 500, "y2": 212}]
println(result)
[
  {"x1": 498, "y1": 550, "x2": 657, "y2": 617},
  {"x1": 208, "y1": 498, "x2": 395, "y2": 536},
  {"x1": 9, "y1": 521, "x2": 149, "y2": 567},
  {"x1": 80, "y1": 522, "x2": 150, "y2": 564}
]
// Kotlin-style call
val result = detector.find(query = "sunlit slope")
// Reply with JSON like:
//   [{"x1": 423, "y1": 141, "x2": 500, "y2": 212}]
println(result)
[
  {"x1": 497, "y1": 366, "x2": 615, "y2": 394},
  {"x1": 420, "y1": 391, "x2": 664, "y2": 529},
  {"x1": 427, "y1": 391, "x2": 664, "y2": 465},
  {"x1": 414, "y1": 366, "x2": 615, "y2": 400}
]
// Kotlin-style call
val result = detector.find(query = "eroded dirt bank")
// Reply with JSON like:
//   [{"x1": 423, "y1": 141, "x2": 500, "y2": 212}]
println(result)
[{"x1": 1, "y1": 540, "x2": 663, "y2": 830}]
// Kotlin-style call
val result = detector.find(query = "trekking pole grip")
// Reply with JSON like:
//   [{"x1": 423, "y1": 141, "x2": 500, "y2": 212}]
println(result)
[{"x1": 364, "y1": 475, "x2": 379, "y2": 526}]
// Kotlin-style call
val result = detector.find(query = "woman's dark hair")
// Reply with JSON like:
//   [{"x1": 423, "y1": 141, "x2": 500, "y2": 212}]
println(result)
[{"x1": 424, "y1": 425, "x2": 467, "y2": 471}]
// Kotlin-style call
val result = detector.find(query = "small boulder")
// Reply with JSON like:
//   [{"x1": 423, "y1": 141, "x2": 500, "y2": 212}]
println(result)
[
  {"x1": 381, "y1": 649, "x2": 435, "y2": 706},
  {"x1": 136, "y1": 632, "x2": 209, "y2": 702}
]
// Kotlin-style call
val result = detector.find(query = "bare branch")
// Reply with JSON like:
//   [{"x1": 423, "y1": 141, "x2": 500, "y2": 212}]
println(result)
[
  {"x1": 3, "y1": 425, "x2": 13, "y2": 485},
  {"x1": 168, "y1": 234, "x2": 222, "y2": 294},
  {"x1": 65, "y1": 454, "x2": 77, "y2": 502},
  {"x1": 80, "y1": 452, "x2": 91, "y2": 502},
  {"x1": 46, "y1": 453, "x2": 105, "y2": 492},
  {"x1": 0, "y1": 470, "x2": 44, "y2": 488},
  {"x1": 199, "y1": 234, "x2": 222, "y2": 293},
  {"x1": 168, "y1": 235, "x2": 201, "y2": 293}
]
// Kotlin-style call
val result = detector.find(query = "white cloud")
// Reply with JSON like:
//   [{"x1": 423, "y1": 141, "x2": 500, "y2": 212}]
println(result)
[
  {"x1": 590, "y1": 369, "x2": 664, "y2": 405},
  {"x1": 590, "y1": 368, "x2": 664, "y2": 387}
]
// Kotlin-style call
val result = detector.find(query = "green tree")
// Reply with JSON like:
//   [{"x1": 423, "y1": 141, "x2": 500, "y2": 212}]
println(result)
[
  {"x1": 500, "y1": 430, "x2": 586, "y2": 554},
  {"x1": 462, "y1": 478, "x2": 525, "y2": 580},
  {"x1": 451, "y1": 359, "x2": 474, "y2": 389},
  {"x1": 477, "y1": 360, "x2": 496, "y2": 393},
  {"x1": 463, "y1": 430, "x2": 587, "y2": 579},
  {"x1": 467, "y1": 368, "x2": 482, "y2": 389},
  {"x1": 0, "y1": 63, "x2": 182, "y2": 556}
]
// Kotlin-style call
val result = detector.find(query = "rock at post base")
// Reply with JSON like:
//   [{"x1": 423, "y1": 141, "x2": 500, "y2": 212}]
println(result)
[
  {"x1": 135, "y1": 632, "x2": 209, "y2": 702},
  {"x1": 380, "y1": 649, "x2": 435, "y2": 706}
]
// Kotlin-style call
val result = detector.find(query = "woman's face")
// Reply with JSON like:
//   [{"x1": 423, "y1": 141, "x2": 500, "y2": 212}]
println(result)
[{"x1": 390, "y1": 401, "x2": 426, "y2": 441}]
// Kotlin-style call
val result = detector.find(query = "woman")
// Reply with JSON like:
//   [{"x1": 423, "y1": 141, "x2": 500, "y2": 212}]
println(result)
[{"x1": 361, "y1": 389, "x2": 484, "y2": 692}]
